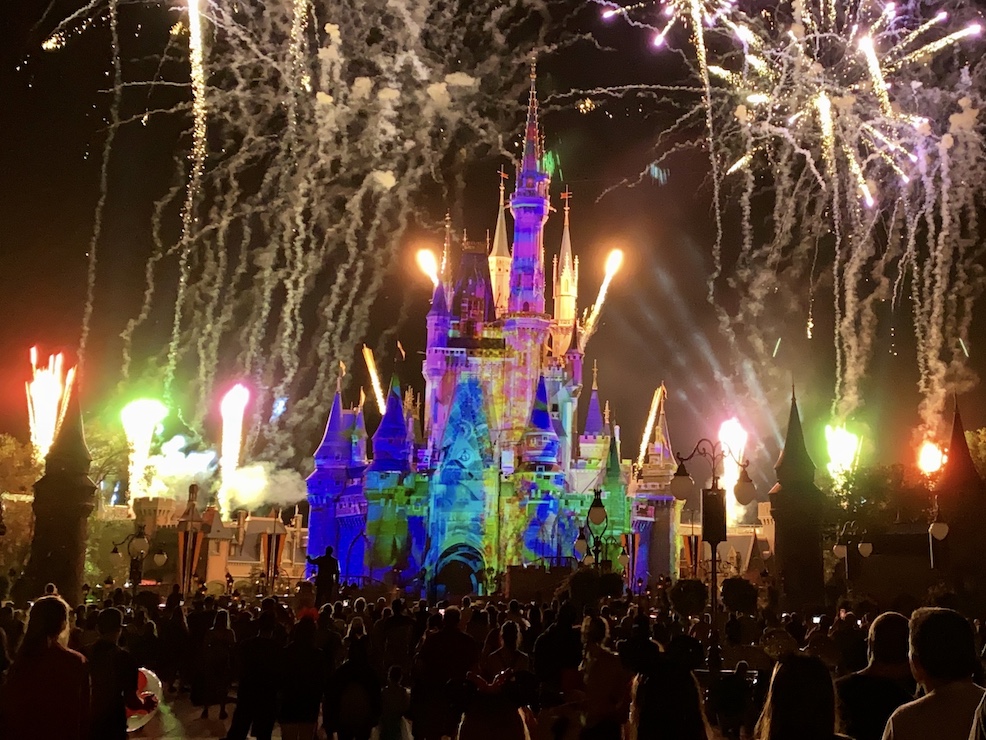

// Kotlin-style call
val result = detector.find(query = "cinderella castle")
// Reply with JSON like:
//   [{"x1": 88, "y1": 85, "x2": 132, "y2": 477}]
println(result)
[{"x1": 305, "y1": 71, "x2": 682, "y2": 596}]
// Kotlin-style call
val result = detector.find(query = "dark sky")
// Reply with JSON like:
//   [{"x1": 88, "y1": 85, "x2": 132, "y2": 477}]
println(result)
[{"x1": 2, "y1": 1, "x2": 984, "y2": 485}]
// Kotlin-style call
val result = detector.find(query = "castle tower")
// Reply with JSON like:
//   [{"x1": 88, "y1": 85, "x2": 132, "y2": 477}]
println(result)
[
  {"x1": 423, "y1": 280, "x2": 450, "y2": 444},
  {"x1": 507, "y1": 63, "x2": 550, "y2": 316},
  {"x1": 632, "y1": 383, "x2": 679, "y2": 586},
  {"x1": 934, "y1": 401, "x2": 986, "y2": 608},
  {"x1": 489, "y1": 172, "x2": 512, "y2": 318},
  {"x1": 305, "y1": 384, "x2": 353, "y2": 578},
  {"x1": 578, "y1": 362, "x2": 611, "y2": 463},
  {"x1": 370, "y1": 376, "x2": 411, "y2": 474},
  {"x1": 520, "y1": 376, "x2": 561, "y2": 471},
  {"x1": 15, "y1": 380, "x2": 96, "y2": 606},
  {"x1": 551, "y1": 189, "x2": 578, "y2": 356},
  {"x1": 769, "y1": 389, "x2": 825, "y2": 611},
  {"x1": 502, "y1": 63, "x2": 552, "y2": 445}
]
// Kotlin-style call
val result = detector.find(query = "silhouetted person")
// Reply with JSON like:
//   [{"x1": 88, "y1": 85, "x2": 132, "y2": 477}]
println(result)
[
  {"x1": 413, "y1": 607, "x2": 480, "y2": 740},
  {"x1": 718, "y1": 660, "x2": 753, "y2": 739},
  {"x1": 533, "y1": 601, "x2": 582, "y2": 701},
  {"x1": 89, "y1": 607, "x2": 156, "y2": 740},
  {"x1": 755, "y1": 653, "x2": 850, "y2": 740},
  {"x1": 227, "y1": 611, "x2": 280, "y2": 740},
  {"x1": 836, "y1": 612, "x2": 915, "y2": 740},
  {"x1": 0, "y1": 596, "x2": 90, "y2": 739},
  {"x1": 883, "y1": 608, "x2": 983, "y2": 740},
  {"x1": 327, "y1": 629, "x2": 381, "y2": 740},
  {"x1": 632, "y1": 656, "x2": 712, "y2": 739},
  {"x1": 307, "y1": 546, "x2": 340, "y2": 607},
  {"x1": 279, "y1": 617, "x2": 325, "y2": 740},
  {"x1": 198, "y1": 608, "x2": 235, "y2": 720}
]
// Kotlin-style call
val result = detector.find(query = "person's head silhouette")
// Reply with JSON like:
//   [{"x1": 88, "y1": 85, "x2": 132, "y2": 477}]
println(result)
[{"x1": 325, "y1": 546, "x2": 334, "y2": 557}]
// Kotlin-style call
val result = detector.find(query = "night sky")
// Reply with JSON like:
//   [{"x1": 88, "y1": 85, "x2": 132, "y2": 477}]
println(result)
[{"x1": 2, "y1": 1, "x2": 984, "y2": 485}]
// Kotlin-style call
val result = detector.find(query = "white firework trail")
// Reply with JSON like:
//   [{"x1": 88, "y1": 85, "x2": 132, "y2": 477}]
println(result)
[{"x1": 47, "y1": 0, "x2": 577, "y2": 466}]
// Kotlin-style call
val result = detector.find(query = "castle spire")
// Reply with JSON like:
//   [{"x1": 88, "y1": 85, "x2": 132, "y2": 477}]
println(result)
[
  {"x1": 521, "y1": 58, "x2": 541, "y2": 177},
  {"x1": 774, "y1": 387, "x2": 815, "y2": 486},
  {"x1": 938, "y1": 399, "x2": 983, "y2": 492},
  {"x1": 489, "y1": 167, "x2": 512, "y2": 317},
  {"x1": 584, "y1": 364, "x2": 605, "y2": 436},
  {"x1": 440, "y1": 211, "x2": 453, "y2": 286}
]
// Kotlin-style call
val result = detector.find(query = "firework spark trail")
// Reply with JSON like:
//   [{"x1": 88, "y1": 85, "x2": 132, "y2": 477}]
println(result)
[
  {"x1": 163, "y1": 0, "x2": 209, "y2": 402},
  {"x1": 581, "y1": 249, "x2": 624, "y2": 350},
  {"x1": 121, "y1": 398, "x2": 168, "y2": 507},
  {"x1": 26, "y1": 348, "x2": 77, "y2": 461},
  {"x1": 362, "y1": 344, "x2": 387, "y2": 415},
  {"x1": 679, "y1": 0, "x2": 986, "y2": 428},
  {"x1": 637, "y1": 387, "x2": 662, "y2": 469},
  {"x1": 78, "y1": 0, "x2": 120, "y2": 365}
]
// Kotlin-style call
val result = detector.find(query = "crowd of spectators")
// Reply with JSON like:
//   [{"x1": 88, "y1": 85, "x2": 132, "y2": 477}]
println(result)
[{"x1": 2, "y1": 582, "x2": 986, "y2": 740}]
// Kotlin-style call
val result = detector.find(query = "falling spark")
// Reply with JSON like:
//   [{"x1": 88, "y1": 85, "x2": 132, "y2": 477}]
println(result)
[
  {"x1": 772, "y1": 337, "x2": 782, "y2": 358},
  {"x1": 727, "y1": 152, "x2": 753, "y2": 175},
  {"x1": 718, "y1": 417, "x2": 748, "y2": 525},
  {"x1": 416, "y1": 249, "x2": 439, "y2": 287},
  {"x1": 121, "y1": 399, "x2": 169, "y2": 504},
  {"x1": 825, "y1": 424, "x2": 862, "y2": 490},
  {"x1": 959, "y1": 338, "x2": 970, "y2": 358},
  {"x1": 26, "y1": 348, "x2": 77, "y2": 461},
  {"x1": 219, "y1": 383, "x2": 250, "y2": 516},
  {"x1": 917, "y1": 440, "x2": 945, "y2": 475},
  {"x1": 637, "y1": 387, "x2": 663, "y2": 468},
  {"x1": 362, "y1": 345, "x2": 387, "y2": 414},
  {"x1": 892, "y1": 23, "x2": 981, "y2": 67},
  {"x1": 858, "y1": 36, "x2": 892, "y2": 117}
]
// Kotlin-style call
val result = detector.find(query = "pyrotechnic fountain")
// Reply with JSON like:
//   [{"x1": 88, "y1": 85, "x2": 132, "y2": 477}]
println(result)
[
  {"x1": 121, "y1": 399, "x2": 168, "y2": 509},
  {"x1": 218, "y1": 384, "x2": 250, "y2": 517},
  {"x1": 718, "y1": 417, "x2": 749, "y2": 525},
  {"x1": 918, "y1": 440, "x2": 945, "y2": 475},
  {"x1": 825, "y1": 424, "x2": 862, "y2": 491},
  {"x1": 26, "y1": 347, "x2": 76, "y2": 461}
]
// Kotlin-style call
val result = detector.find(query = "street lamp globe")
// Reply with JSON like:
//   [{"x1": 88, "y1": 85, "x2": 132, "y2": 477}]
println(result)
[
  {"x1": 131, "y1": 534, "x2": 150, "y2": 558},
  {"x1": 857, "y1": 542, "x2": 874, "y2": 558},
  {"x1": 832, "y1": 543, "x2": 848, "y2": 560},
  {"x1": 618, "y1": 548, "x2": 630, "y2": 568},
  {"x1": 929, "y1": 521, "x2": 949, "y2": 541},
  {"x1": 110, "y1": 545, "x2": 124, "y2": 565},
  {"x1": 153, "y1": 548, "x2": 168, "y2": 567},
  {"x1": 670, "y1": 461, "x2": 695, "y2": 501},
  {"x1": 587, "y1": 490, "x2": 607, "y2": 526},
  {"x1": 733, "y1": 467, "x2": 757, "y2": 505},
  {"x1": 582, "y1": 552, "x2": 595, "y2": 566},
  {"x1": 574, "y1": 529, "x2": 588, "y2": 557}
]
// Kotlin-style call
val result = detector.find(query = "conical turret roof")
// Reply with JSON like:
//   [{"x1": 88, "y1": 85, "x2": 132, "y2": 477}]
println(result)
[
  {"x1": 45, "y1": 376, "x2": 91, "y2": 476},
  {"x1": 490, "y1": 177, "x2": 511, "y2": 259},
  {"x1": 774, "y1": 388, "x2": 815, "y2": 486},
  {"x1": 370, "y1": 375, "x2": 410, "y2": 472},
  {"x1": 314, "y1": 390, "x2": 351, "y2": 467},
  {"x1": 584, "y1": 362, "x2": 605, "y2": 435},
  {"x1": 938, "y1": 401, "x2": 983, "y2": 492},
  {"x1": 428, "y1": 280, "x2": 448, "y2": 316}
]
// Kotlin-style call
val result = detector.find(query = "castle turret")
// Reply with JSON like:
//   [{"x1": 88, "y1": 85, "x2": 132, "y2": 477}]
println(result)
[
  {"x1": 508, "y1": 63, "x2": 550, "y2": 316},
  {"x1": 551, "y1": 190, "x2": 578, "y2": 355},
  {"x1": 15, "y1": 379, "x2": 96, "y2": 606},
  {"x1": 450, "y1": 241, "x2": 497, "y2": 339},
  {"x1": 769, "y1": 389, "x2": 825, "y2": 611},
  {"x1": 370, "y1": 376, "x2": 411, "y2": 474},
  {"x1": 579, "y1": 363, "x2": 611, "y2": 463},
  {"x1": 489, "y1": 173, "x2": 512, "y2": 318},
  {"x1": 934, "y1": 401, "x2": 986, "y2": 608},
  {"x1": 306, "y1": 383, "x2": 355, "y2": 578},
  {"x1": 520, "y1": 376, "x2": 561, "y2": 471}
]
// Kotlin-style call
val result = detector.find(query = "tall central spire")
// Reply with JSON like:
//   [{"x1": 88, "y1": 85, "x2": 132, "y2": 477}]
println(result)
[
  {"x1": 521, "y1": 59, "x2": 542, "y2": 177},
  {"x1": 508, "y1": 58, "x2": 551, "y2": 315}
]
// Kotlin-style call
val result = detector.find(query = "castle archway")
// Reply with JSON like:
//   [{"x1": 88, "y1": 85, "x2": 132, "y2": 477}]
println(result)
[{"x1": 434, "y1": 543, "x2": 485, "y2": 598}]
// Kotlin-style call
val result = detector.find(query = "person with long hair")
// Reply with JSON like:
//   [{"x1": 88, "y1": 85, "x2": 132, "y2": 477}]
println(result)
[
  {"x1": 0, "y1": 595, "x2": 90, "y2": 739},
  {"x1": 755, "y1": 653, "x2": 850, "y2": 740},
  {"x1": 630, "y1": 657, "x2": 712, "y2": 740}
]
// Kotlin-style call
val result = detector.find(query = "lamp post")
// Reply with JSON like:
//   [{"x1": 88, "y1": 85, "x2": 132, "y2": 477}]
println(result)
[
  {"x1": 111, "y1": 524, "x2": 167, "y2": 600},
  {"x1": 668, "y1": 438, "x2": 757, "y2": 677},
  {"x1": 832, "y1": 521, "x2": 872, "y2": 594},
  {"x1": 574, "y1": 489, "x2": 610, "y2": 568}
]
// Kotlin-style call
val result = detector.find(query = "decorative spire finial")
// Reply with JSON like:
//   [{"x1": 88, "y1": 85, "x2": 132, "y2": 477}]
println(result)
[
  {"x1": 604, "y1": 400, "x2": 611, "y2": 426},
  {"x1": 561, "y1": 187, "x2": 572, "y2": 225},
  {"x1": 592, "y1": 360, "x2": 598, "y2": 390}
]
